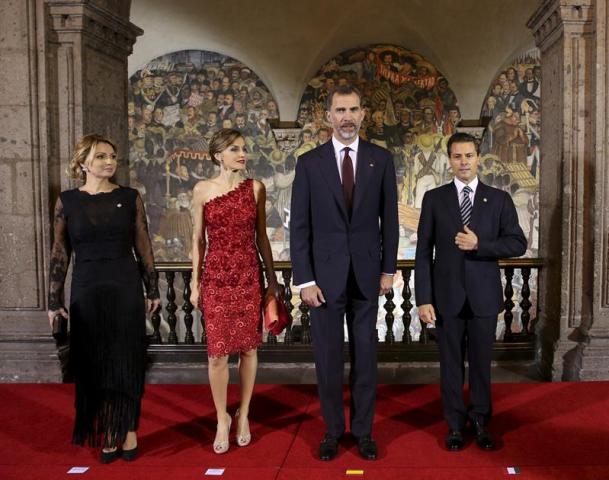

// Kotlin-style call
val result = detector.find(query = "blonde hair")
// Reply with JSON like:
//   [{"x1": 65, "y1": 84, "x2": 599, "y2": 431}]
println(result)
[
  {"x1": 67, "y1": 134, "x2": 117, "y2": 180},
  {"x1": 208, "y1": 128, "x2": 244, "y2": 166}
]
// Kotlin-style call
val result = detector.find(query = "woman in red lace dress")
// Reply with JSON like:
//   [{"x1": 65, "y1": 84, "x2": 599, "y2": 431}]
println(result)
[{"x1": 190, "y1": 129, "x2": 279, "y2": 454}]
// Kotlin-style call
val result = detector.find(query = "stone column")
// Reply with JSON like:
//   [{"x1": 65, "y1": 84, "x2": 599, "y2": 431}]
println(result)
[
  {"x1": 45, "y1": 0, "x2": 143, "y2": 188},
  {"x1": 584, "y1": 0, "x2": 609, "y2": 379},
  {"x1": 0, "y1": 0, "x2": 49, "y2": 314},
  {"x1": 528, "y1": 0, "x2": 609, "y2": 380},
  {"x1": 0, "y1": 0, "x2": 141, "y2": 380}
]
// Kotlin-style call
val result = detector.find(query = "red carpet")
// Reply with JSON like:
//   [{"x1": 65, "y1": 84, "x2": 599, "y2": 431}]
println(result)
[{"x1": 1, "y1": 383, "x2": 609, "y2": 479}]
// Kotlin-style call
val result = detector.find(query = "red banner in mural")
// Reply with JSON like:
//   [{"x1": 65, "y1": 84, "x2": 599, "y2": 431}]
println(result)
[{"x1": 376, "y1": 62, "x2": 436, "y2": 90}]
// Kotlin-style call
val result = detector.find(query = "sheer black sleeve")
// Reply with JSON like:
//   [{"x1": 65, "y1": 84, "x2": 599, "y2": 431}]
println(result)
[
  {"x1": 134, "y1": 192, "x2": 160, "y2": 299},
  {"x1": 48, "y1": 197, "x2": 71, "y2": 311}
]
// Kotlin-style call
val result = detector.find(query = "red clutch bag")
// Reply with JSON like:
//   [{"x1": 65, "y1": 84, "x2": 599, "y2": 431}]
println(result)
[{"x1": 263, "y1": 287, "x2": 291, "y2": 335}]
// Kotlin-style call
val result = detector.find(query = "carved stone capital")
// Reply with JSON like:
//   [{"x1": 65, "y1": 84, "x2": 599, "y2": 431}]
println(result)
[
  {"x1": 272, "y1": 127, "x2": 303, "y2": 154},
  {"x1": 455, "y1": 124, "x2": 485, "y2": 142},
  {"x1": 527, "y1": 0, "x2": 594, "y2": 51},
  {"x1": 46, "y1": 0, "x2": 142, "y2": 59}
]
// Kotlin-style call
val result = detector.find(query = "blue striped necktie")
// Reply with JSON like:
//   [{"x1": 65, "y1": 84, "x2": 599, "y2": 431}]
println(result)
[{"x1": 460, "y1": 185, "x2": 473, "y2": 226}]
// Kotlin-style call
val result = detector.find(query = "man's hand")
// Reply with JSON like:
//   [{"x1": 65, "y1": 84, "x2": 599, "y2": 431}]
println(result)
[
  {"x1": 301, "y1": 285, "x2": 326, "y2": 308},
  {"x1": 379, "y1": 274, "x2": 393, "y2": 296},
  {"x1": 455, "y1": 225, "x2": 478, "y2": 251},
  {"x1": 418, "y1": 304, "x2": 436, "y2": 326}
]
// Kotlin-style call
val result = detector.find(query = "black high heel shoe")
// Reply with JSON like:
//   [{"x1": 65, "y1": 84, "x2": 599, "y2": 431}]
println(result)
[
  {"x1": 100, "y1": 448, "x2": 120, "y2": 464},
  {"x1": 121, "y1": 446, "x2": 139, "y2": 461}
]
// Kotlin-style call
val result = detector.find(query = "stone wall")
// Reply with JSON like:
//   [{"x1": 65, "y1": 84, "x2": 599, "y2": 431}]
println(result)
[
  {"x1": 528, "y1": 0, "x2": 609, "y2": 380},
  {"x1": 0, "y1": 0, "x2": 141, "y2": 379}
]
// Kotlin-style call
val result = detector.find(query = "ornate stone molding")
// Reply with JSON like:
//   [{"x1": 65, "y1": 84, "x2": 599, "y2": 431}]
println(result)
[
  {"x1": 46, "y1": 1, "x2": 142, "y2": 60},
  {"x1": 272, "y1": 128, "x2": 303, "y2": 154},
  {"x1": 527, "y1": 0, "x2": 598, "y2": 380},
  {"x1": 527, "y1": 0, "x2": 594, "y2": 52}
]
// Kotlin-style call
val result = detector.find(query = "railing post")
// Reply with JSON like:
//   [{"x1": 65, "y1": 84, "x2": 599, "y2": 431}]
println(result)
[
  {"x1": 519, "y1": 267, "x2": 532, "y2": 335},
  {"x1": 151, "y1": 304, "x2": 162, "y2": 344},
  {"x1": 384, "y1": 289, "x2": 395, "y2": 344},
  {"x1": 182, "y1": 271, "x2": 195, "y2": 344},
  {"x1": 503, "y1": 267, "x2": 515, "y2": 339},
  {"x1": 401, "y1": 268, "x2": 412, "y2": 344},
  {"x1": 419, "y1": 318, "x2": 429, "y2": 344},
  {"x1": 282, "y1": 269, "x2": 294, "y2": 345},
  {"x1": 200, "y1": 309, "x2": 207, "y2": 345},
  {"x1": 300, "y1": 300, "x2": 311, "y2": 344},
  {"x1": 165, "y1": 271, "x2": 178, "y2": 344}
]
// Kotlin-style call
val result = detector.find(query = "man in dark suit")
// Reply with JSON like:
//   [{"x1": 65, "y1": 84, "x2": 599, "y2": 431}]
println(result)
[
  {"x1": 415, "y1": 132, "x2": 526, "y2": 451},
  {"x1": 290, "y1": 85, "x2": 399, "y2": 461}
]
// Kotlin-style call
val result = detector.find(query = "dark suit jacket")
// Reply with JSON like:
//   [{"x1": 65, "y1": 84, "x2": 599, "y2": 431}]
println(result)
[
  {"x1": 290, "y1": 139, "x2": 399, "y2": 302},
  {"x1": 415, "y1": 181, "x2": 527, "y2": 316}
]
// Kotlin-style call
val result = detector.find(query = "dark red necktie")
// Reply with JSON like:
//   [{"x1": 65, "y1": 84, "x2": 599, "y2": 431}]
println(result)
[{"x1": 342, "y1": 147, "x2": 354, "y2": 215}]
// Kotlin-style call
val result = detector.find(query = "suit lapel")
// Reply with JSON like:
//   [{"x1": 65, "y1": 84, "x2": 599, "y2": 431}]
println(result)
[
  {"x1": 469, "y1": 180, "x2": 488, "y2": 231},
  {"x1": 442, "y1": 182, "x2": 463, "y2": 232},
  {"x1": 318, "y1": 141, "x2": 348, "y2": 221},
  {"x1": 352, "y1": 139, "x2": 374, "y2": 217}
]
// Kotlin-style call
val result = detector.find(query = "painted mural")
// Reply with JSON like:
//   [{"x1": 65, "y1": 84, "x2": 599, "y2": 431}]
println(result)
[
  {"x1": 479, "y1": 48, "x2": 540, "y2": 256},
  {"x1": 128, "y1": 46, "x2": 465, "y2": 263},
  {"x1": 128, "y1": 50, "x2": 284, "y2": 262},
  {"x1": 475, "y1": 48, "x2": 541, "y2": 335},
  {"x1": 127, "y1": 46, "x2": 538, "y2": 339},
  {"x1": 296, "y1": 44, "x2": 461, "y2": 259}
]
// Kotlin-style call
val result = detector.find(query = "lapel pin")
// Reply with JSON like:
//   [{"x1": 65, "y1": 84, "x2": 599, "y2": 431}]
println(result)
[
  {"x1": 483, "y1": 198, "x2": 487, "y2": 202},
  {"x1": 369, "y1": 163, "x2": 374, "y2": 167}
]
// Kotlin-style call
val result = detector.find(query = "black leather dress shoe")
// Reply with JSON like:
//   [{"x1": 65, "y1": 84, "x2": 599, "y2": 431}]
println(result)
[
  {"x1": 319, "y1": 433, "x2": 339, "y2": 461},
  {"x1": 445, "y1": 429, "x2": 464, "y2": 451},
  {"x1": 470, "y1": 420, "x2": 495, "y2": 450},
  {"x1": 356, "y1": 435, "x2": 377, "y2": 460}
]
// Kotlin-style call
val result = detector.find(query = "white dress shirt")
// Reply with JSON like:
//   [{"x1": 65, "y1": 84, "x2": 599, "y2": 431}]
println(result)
[
  {"x1": 332, "y1": 135, "x2": 359, "y2": 182},
  {"x1": 454, "y1": 176, "x2": 478, "y2": 205}
]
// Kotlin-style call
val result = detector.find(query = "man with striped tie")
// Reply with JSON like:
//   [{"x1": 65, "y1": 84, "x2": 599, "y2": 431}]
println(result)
[{"x1": 414, "y1": 132, "x2": 526, "y2": 452}]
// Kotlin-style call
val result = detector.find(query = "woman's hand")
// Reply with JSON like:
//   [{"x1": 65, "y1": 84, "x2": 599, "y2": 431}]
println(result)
[
  {"x1": 147, "y1": 298, "x2": 161, "y2": 314},
  {"x1": 47, "y1": 308, "x2": 68, "y2": 329},
  {"x1": 190, "y1": 286, "x2": 199, "y2": 309},
  {"x1": 265, "y1": 280, "x2": 281, "y2": 299}
]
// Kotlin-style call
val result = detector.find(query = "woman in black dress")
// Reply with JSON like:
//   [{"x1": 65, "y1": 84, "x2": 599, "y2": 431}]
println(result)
[{"x1": 47, "y1": 134, "x2": 160, "y2": 463}]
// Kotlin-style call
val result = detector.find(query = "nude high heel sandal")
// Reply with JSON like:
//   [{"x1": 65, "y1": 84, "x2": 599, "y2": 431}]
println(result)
[
  {"x1": 213, "y1": 414, "x2": 232, "y2": 454},
  {"x1": 235, "y1": 409, "x2": 251, "y2": 447}
]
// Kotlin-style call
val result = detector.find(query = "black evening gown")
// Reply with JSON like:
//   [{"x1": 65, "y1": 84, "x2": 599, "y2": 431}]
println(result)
[{"x1": 48, "y1": 186, "x2": 159, "y2": 447}]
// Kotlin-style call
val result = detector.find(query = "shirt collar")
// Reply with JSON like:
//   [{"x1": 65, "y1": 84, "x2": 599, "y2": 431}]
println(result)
[
  {"x1": 454, "y1": 176, "x2": 479, "y2": 194},
  {"x1": 332, "y1": 135, "x2": 359, "y2": 156}
]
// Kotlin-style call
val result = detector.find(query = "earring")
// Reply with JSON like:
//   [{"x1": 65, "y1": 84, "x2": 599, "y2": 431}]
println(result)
[{"x1": 81, "y1": 165, "x2": 88, "y2": 172}]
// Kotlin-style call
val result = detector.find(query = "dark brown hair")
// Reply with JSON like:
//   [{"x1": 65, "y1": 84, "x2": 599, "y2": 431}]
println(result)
[{"x1": 208, "y1": 128, "x2": 245, "y2": 166}]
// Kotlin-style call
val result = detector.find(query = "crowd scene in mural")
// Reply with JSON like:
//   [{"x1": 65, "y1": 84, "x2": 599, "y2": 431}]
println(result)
[
  {"x1": 128, "y1": 45, "x2": 539, "y2": 268},
  {"x1": 479, "y1": 49, "x2": 541, "y2": 255},
  {"x1": 128, "y1": 50, "x2": 285, "y2": 261}
]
